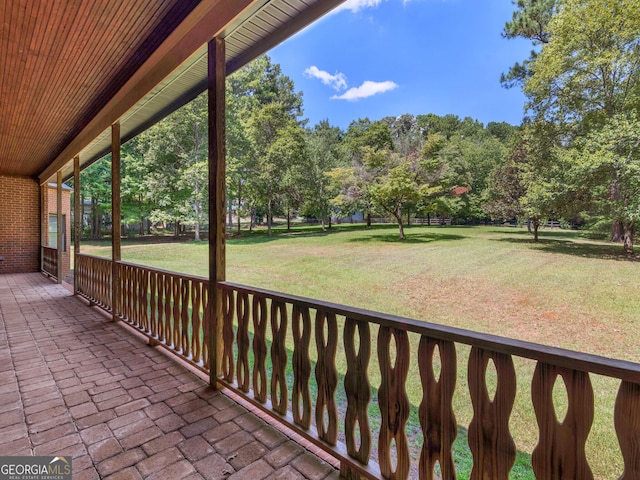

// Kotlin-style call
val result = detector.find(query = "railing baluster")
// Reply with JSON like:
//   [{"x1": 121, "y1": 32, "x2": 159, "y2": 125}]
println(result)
[
  {"x1": 236, "y1": 292, "x2": 251, "y2": 393},
  {"x1": 531, "y1": 363, "x2": 594, "y2": 480},
  {"x1": 292, "y1": 304, "x2": 312, "y2": 429},
  {"x1": 164, "y1": 274, "x2": 172, "y2": 347},
  {"x1": 468, "y1": 347, "x2": 516, "y2": 480},
  {"x1": 202, "y1": 283, "x2": 210, "y2": 369},
  {"x1": 418, "y1": 336, "x2": 457, "y2": 480},
  {"x1": 191, "y1": 280, "x2": 202, "y2": 364},
  {"x1": 344, "y1": 317, "x2": 371, "y2": 464},
  {"x1": 615, "y1": 381, "x2": 640, "y2": 480},
  {"x1": 221, "y1": 288, "x2": 235, "y2": 382},
  {"x1": 149, "y1": 271, "x2": 157, "y2": 337},
  {"x1": 181, "y1": 278, "x2": 191, "y2": 358},
  {"x1": 271, "y1": 299, "x2": 288, "y2": 415},
  {"x1": 172, "y1": 277, "x2": 181, "y2": 351},
  {"x1": 378, "y1": 326, "x2": 410, "y2": 479},
  {"x1": 252, "y1": 295, "x2": 268, "y2": 403},
  {"x1": 315, "y1": 309, "x2": 338, "y2": 445}
]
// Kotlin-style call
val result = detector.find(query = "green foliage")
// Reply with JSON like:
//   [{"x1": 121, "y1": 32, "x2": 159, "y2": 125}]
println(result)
[
  {"x1": 519, "y1": 0, "x2": 640, "y2": 251},
  {"x1": 500, "y1": 0, "x2": 557, "y2": 88},
  {"x1": 525, "y1": 0, "x2": 640, "y2": 124}
]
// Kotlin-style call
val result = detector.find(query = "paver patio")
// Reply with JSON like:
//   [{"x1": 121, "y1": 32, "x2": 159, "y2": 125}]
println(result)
[{"x1": 0, "y1": 273, "x2": 338, "y2": 480}]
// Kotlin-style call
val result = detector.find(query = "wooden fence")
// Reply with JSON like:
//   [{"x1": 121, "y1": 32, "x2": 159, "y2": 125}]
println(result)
[{"x1": 74, "y1": 254, "x2": 640, "y2": 479}]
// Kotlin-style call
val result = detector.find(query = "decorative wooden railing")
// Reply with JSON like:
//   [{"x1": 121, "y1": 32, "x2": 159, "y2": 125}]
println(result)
[
  {"x1": 41, "y1": 246, "x2": 58, "y2": 279},
  {"x1": 75, "y1": 254, "x2": 112, "y2": 309},
  {"x1": 217, "y1": 282, "x2": 640, "y2": 480},
  {"x1": 74, "y1": 256, "x2": 640, "y2": 479},
  {"x1": 75, "y1": 254, "x2": 210, "y2": 372},
  {"x1": 115, "y1": 261, "x2": 210, "y2": 372}
]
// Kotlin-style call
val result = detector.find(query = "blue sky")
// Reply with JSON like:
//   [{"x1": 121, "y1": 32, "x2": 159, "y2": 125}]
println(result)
[{"x1": 269, "y1": 0, "x2": 533, "y2": 130}]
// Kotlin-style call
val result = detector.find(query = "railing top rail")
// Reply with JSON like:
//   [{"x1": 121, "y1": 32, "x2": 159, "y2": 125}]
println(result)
[
  {"x1": 76, "y1": 253, "x2": 208, "y2": 284},
  {"x1": 76, "y1": 252, "x2": 112, "y2": 262},
  {"x1": 219, "y1": 280, "x2": 640, "y2": 383},
  {"x1": 42, "y1": 246, "x2": 57, "y2": 251},
  {"x1": 116, "y1": 259, "x2": 208, "y2": 283}
]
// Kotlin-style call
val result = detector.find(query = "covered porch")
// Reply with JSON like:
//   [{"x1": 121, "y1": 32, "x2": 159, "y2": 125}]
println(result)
[
  {"x1": 0, "y1": 273, "x2": 337, "y2": 479},
  {"x1": 2, "y1": 0, "x2": 640, "y2": 478}
]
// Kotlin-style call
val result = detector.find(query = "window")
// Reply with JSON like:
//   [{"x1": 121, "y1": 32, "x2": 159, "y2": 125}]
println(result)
[{"x1": 48, "y1": 214, "x2": 66, "y2": 251}]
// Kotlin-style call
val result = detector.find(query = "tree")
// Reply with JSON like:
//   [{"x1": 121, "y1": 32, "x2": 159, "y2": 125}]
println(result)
[
  {"x1": 248, "y1": 104, "x2": 306, "y2": 235},
  {"x1": 343, "y1": 118, "x2": 394, "y2": 227},
  {"x1": 301, "y1": 120, "x2": 345, "y2": 230},
  {"x1": 137, "y1": 93, "x2": 208, "y2": 239},
  {"x1": 523, "y1": 0, "x2": 640, "y2": 249},
  {"x1": 226, "y1": 55, "x2": 305, "y2": 234},
  {"x1": 501, "y1": 0, "x2": 558, "y2": 88},
  {"x1": 558, "y1": 115, "x2": 640, "y2": 253},
  {"x1": 121, "y1": 138, "x2": 152, "y2": 236},
  {"x1": 80, "y1": 158, "x2": 112, "y2": 240}
]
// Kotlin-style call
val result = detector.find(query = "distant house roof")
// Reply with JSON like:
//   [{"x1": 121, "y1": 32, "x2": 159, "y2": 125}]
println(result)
[{"x1": 452, "y1": 186, "x2": 471, "y2": 196}]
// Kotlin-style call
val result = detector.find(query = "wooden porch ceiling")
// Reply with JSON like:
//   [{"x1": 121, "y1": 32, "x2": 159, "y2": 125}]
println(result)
[{"x1": 0, "y1": 0, "x2": 346, "y2": 182}]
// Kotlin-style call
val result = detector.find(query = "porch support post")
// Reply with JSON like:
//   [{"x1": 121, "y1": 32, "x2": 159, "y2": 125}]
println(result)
[
  {"x1": 40, "y1": 184, "x2": 45, "y2": 272},
  {"x1": 56, "y1": 170, "x2": 63, "y2": 284},
  {"x1": 208, "y1": 37, "x2": 226, "y2": 388},
  {"x1": 73, "y1": 156, "x2": 81, "y2": 293},
  {"x1": 112, "y1": 122, "x2": 121, "y2": 321}
]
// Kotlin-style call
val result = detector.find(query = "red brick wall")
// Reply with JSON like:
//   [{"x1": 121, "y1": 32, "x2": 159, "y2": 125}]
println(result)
[
  {"x1": 0, "y1": 175, "x2": 41, "y2": 273},
  {"x1": 42, "y1": 185, "x2": 72, "y2": 277}
]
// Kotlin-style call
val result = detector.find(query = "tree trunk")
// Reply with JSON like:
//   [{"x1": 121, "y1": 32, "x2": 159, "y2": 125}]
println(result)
[
  {"x1": 611, "y1": 220, "x2": 624, "y2": 243},
  {"x1": 228, "y1": 199, "x2": 233, "y2": 230},
  {"x1": 194, "y1": 221, "x2": 200, "y2": 241},
  {"x1": 328, "y1": 217, "x2": 332, "y2": 229},
  {"x1": 366, "y1": 211, "x2": 371, "y2": 229},
  {"x1": 623, "y1": 222, "x2": 634, "y2": 255},
  {"x1": 140, "y1": 216, "x2": 144, "y2": 236},
  {"x1": 174, "y1": 220, "x2": 179, "y2": 238},
  {"x1": 287, "y1": 208, "x2": 291, "y2": 232},
  {"x1": 267, "y1": 200, "x2": 272, "y2": 236},
  {"x1": 394, "y1": 209, "x2": 405, "y2": 240},
  {"x1": 527, "y1": 218, "x2": 532, "y2": 234},
  {"x1": 533, "y1": 219, "x2": 540, "y2": 242},
  {"x1": 237, "y1": 182, "x2": 242, "y2": 234},
  {"x1": 407, "y1": 206, "x2": 411, "y2": 226},
  {"x1": 321, "y1": 218, "x2": 326, "y2": 232}
]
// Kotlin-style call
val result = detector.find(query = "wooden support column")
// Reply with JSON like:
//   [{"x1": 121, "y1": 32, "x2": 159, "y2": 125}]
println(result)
[
  {"x1": 56, "y1": 171, "x2": 63, "y2": 284},
  {"x1": 40, "y1": 184, "x2": 45, "y2": 272},
  {"x1": 73, "y1": 156, "x2": 81, "y2": 293},
  {"x1": 208, "y1": 37, "x2": 226, "y2": 388},
  {"x1": 112, "y1": 122, "x2": 122, "y2": 321}
]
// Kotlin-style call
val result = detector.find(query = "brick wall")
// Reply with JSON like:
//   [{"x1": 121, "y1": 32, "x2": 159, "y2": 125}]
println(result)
[
  {"x1": 42, "y1": 184, "x2": 72, "y2": 277},
  {"x1": 0, "y1": 175, "x2": 40, "y2": 273}
]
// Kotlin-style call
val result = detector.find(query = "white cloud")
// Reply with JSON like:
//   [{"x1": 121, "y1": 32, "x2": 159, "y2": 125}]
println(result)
[
  {"x1": 304, "y1": 66, "x2": 348, "y2": 91},
  {"x1": 333, "y1": 0, "x2": 384, "y2": 13},
  {"x1": 331, "y1": 80, "x2": 399, "y2": 100},
  {"x1": 333, "y1": 0, "x2": 417, "y2": 14}
]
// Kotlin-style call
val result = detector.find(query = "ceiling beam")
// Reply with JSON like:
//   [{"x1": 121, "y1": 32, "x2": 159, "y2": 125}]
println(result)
[{"x1": 39, "y1": 0, "x2": 257, "y2": 184}]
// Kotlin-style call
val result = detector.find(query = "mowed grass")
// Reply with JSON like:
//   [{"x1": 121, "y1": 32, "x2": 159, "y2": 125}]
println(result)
[{"x1": 80, "y1": 225, "x2": 640, "y2": 478}]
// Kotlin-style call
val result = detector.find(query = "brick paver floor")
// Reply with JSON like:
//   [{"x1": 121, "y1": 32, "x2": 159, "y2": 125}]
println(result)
[{"x1": 0, "y1": 273, "x2": 339, "y2": 480}]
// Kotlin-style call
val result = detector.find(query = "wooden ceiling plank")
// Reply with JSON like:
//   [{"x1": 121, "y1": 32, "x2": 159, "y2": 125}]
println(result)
[
  {"x1": 39, "y1": 0, "x2": 258, "y2": 183},
  {"x1": 4, "y1": 1, "x2": 41, "y2": 159},
  {"x1": 16, "y1": 2, "x2": 60, "y2": 154},
  {"x1": 65, "y1": 1, "x2": 175, "y2": 130},
  {"x1": 22, "y1": 1, "x2": 76, "y2": 166}
]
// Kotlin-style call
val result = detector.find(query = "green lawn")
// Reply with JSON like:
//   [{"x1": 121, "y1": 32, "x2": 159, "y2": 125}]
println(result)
[{"x1": 79, "y1": 224, "x2": 639, "y2": 479}]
